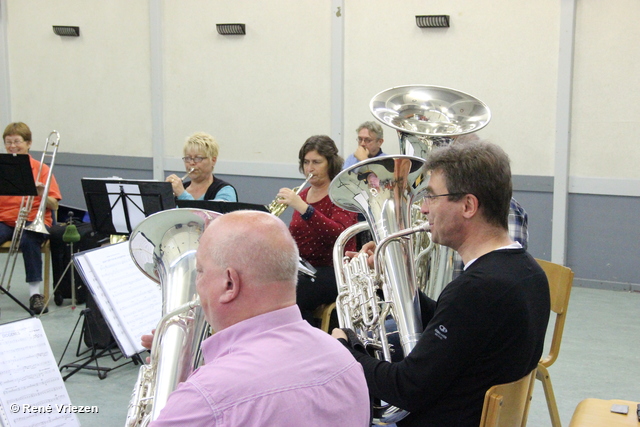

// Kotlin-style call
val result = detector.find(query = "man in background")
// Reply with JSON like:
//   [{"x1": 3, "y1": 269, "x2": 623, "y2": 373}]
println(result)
[{"x1": 343, "y1": 121, "x2": 386, "y2": 169}]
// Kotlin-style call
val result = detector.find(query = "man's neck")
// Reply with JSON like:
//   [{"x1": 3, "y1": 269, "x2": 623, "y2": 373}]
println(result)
[{"x1": 456, "y1": 226, "x2": 514, "y2": 265}]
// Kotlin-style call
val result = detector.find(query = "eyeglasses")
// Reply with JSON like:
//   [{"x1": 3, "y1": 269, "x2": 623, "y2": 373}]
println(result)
[
  {"x1": 4, "y1": 140, "x2": 26, "y2": 146},
  {"x1": 356, "y1": 137, "x2": 377, "y2": 144},
  {"x1": 182, "y1": 156, "x2": 207, "y2": 163},
  {"x1": 423, "y1": 192, "x2": 465, "y2": 202}
]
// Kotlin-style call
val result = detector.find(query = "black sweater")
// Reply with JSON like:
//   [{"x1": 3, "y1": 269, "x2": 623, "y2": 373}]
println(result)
[{"x1": 345, "y1": 248, "x2": 550, "y2": 427}]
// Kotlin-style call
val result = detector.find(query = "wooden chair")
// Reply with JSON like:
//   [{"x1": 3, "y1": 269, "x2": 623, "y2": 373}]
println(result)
[
  {"x1": 0, "y1": 239, "x2": 52, "y2": 305},
  {"x1": 568, "y1": 398, "x2": 640, "y2": 426},
  {"x1": 313, "y1": 302, "x2": 336, "y2": 333},
  {"x1": 479, "y1": 369, "x2": 537, "y2": 427},
  {"x1": 535, "y1": 258, "x2": 575, "y2": 427}
]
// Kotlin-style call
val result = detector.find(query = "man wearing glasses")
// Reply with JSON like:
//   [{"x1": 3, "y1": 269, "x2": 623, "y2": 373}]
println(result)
[
  {"x1": 333, "y1": 140, "x2": 550, "y2": 427},
  {"x1": 342, "y1": 121, "x2": 386, "y2": 170}
]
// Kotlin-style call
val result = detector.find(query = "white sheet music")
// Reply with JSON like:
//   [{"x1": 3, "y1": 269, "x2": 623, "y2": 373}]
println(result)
[
  {"x1": 0, "y1": 318, "x2": 79, "y2": 427},
  {"x1": 74, "y1": 242, "x2": 162, "y2": 357}
]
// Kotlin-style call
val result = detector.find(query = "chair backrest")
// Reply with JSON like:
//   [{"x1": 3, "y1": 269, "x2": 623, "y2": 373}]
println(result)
[
  {"x1": 479, "y1": 369, "x2": 537, "y2": 427},
  {"x1": 535, "y1": 258, "x2": 574, "y2": 368}
]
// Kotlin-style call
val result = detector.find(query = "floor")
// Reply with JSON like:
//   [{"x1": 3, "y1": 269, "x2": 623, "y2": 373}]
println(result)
[{"x1": 1, "y1": 253, "x2": 639, "y2": 426}]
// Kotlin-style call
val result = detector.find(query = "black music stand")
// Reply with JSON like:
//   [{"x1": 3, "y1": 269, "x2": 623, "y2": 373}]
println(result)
[
  {"x1": 175, "y1": 199, "x2": 269, "y2": 213},
  {"x1": 0, "y1": 154, "x2": 39, "y2": 317},
  {"x1": 81, "y1": 178, "x2": 176, "y2": 236},
  {"x1": 57, "y1": 301, "x2": 142, "y2": 380},
  {"x1": 0, "y1": 154, "x2": 38, "y2": 196}
]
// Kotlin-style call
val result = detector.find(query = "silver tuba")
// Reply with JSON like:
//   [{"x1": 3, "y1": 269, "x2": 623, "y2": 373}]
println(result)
[
  {"x1": 125, "y1": 208, "x2": 220, "y2": 427},
  {"x1": 330, "y1": 85, "x2": 491, "y2": 424},
  {"x1": 330, "y1": 155, "x2": 429, "y2": 424},
  {"x1": 370, "y1": 84, "x2": 491, "y2": 298}
]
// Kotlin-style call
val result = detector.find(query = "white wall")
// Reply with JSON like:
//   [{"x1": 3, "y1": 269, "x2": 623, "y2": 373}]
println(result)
[{"x1": 2, "y1": 0, "x2": 640, "y2": 180}]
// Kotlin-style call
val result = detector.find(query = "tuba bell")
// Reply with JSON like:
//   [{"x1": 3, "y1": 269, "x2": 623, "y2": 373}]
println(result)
[
  {"x1": 370, "y1": 84, "x2": 491, "y2": 298},
  {"x1": 370, "y1": 84, "x2": 491, "y2": 159},
  {"x1": 125, "y1": 208, "x2": 220, "y2": 427}
]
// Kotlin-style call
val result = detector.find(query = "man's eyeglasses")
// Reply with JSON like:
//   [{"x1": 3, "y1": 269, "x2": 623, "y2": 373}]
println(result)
[
  {"x1": 356, "y1": 137, "x2": 377, "y2": 144},
  {"x1": 423, "y1": 192, "x2": 465, "y2": 202},
  {"x1": 182, "y1": 156, "x2": 206, "y2": 163}
]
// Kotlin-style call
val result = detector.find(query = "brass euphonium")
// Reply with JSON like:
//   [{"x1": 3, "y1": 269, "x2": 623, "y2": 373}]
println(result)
[
  {"x1": 330, "y1": 155, "x2": 429, "y2": 424},
  {"x1": 125, "y1": 208, "x2": 220, "y2": 427}
]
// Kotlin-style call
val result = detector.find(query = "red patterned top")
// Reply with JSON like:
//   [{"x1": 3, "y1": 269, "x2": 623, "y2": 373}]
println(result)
[{"x1": 288, "y1": 187, "x2": 357, "y2": 267}]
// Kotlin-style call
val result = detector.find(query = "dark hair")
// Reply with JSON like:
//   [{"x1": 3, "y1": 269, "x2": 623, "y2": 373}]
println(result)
[
  {"x1": 3, "y1": 122, "x2": 32, "y2": 142},
  {"x1": 424, "y1": 139, "x2": 512, "y2": 229},
  {"x1": 298, "y1": 135, "x2": 344, "y2": 180}
]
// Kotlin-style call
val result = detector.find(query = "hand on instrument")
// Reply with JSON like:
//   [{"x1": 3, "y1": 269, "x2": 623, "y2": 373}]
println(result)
[
  {"x1": 35, "y1": 181, "x2": 46, "y2": 197},
  {"x1": 166, "y1": 174, "x2": 185, "y2": 196},
  {"x1": 141, "y1": 329, "x2": 156, "y2": 363},
  {"x1": 331, "y1": 328, "x2": 348, "y2": 340},
  {"x1": 346, "y1": 241, "x2": 375, "y2": 269},
  {"x1": 276, "y1": 187, "x2": 306, "y2": 213},
  {"x1": 354, "y1": 145, "x2": 370, "y2": 162}
]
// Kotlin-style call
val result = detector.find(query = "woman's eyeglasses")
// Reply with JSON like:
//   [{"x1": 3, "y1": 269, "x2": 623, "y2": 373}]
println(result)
[{"x1": 182, "y1": 156, "x2": 206, "y2": 163}]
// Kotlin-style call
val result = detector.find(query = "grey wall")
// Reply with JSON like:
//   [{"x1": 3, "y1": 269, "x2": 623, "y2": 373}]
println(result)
[{"x1": 49, "y1": 153, "x2": 640, "y2": 292}]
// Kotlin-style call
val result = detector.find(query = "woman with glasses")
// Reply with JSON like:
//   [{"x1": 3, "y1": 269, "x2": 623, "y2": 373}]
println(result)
[
  {"x1": 1, "y1": 122, "x2": 62, "y2": 314},
  {"x1": 165, "y1": 132, "x2": 237, "y2": 202}
]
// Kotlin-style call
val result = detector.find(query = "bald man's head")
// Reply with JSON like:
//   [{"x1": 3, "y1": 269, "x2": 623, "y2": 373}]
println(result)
[{"x1": 200, "y1": 210, "x2": 299, "y2": 287}]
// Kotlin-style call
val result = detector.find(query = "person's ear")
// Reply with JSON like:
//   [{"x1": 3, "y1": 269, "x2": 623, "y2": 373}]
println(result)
[
  {"x1": 461, "y1": 194, "x2": 479, "y2": 219},
  {"x1": 211, "y1": 156, "x2": 217, "y2": 167},
  {"x1": 219, "y1": 267, "x2": 240, "y2": 304}
]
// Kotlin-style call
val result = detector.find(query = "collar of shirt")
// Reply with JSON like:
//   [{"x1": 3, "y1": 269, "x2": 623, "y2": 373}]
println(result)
[{"x1": 464, "y1": 242, "x2": 523, "y2": 270}]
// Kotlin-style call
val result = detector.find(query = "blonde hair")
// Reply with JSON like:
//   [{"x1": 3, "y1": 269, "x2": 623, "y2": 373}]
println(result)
[{"x1": 184, "y1": 132, "x2": 219, "y2": 159}]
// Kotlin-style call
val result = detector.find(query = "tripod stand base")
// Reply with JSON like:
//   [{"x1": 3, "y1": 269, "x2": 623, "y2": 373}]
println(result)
[{"x1": 58, "y1": 307, "x2": 141, "y2": 380}]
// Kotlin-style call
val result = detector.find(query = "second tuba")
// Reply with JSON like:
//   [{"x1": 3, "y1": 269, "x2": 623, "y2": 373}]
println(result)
[
  {"x1": 330, "y1": 155, "x2": 429, "y2": 424},
  {"x1": 125, "y1": 208, "x2": 220, "y2": 427}
]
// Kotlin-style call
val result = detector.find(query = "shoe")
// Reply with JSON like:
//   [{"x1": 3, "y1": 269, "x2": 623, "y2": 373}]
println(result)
[
  {"x1": 54, "y1": 292, "x2": 64, "y2": 306},
  {"x1": 29, "y1": 294, "x2": 49, "y2": 314}
]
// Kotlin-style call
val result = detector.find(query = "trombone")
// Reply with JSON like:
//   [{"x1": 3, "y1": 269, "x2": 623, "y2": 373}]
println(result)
[{"x1": 1, "y1": 131, "x2": 60, "y2": 293}]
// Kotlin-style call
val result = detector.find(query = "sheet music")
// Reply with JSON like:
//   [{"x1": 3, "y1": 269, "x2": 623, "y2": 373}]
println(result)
[
  {"x1": 105, "y1": 183, "x2": 146, "y2": 233},
  {"x1": 74, "y1": 242, "x2": 162, "y2": 357},
  {"x1": 0, "y1": 318, "x2": 79, "y2": 427}
]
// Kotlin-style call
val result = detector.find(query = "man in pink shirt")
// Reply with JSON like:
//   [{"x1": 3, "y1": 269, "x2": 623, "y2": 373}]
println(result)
[{"x1": 148, "y1": 210, "x2": 370, "y2": 426}]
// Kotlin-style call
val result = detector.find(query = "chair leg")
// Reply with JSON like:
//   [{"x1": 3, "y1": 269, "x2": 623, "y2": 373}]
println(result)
[
  {"x1": 536, "y1": 364, "x2": 562, "y2": 427},
  {"x1": 319, "y1": 303, "x2": 336, "y2": 333}
]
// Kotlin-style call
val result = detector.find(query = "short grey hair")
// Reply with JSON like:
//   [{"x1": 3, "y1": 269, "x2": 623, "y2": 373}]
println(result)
[{"x1": 356, "y1": 121, "x2": 383, "y2": 140}]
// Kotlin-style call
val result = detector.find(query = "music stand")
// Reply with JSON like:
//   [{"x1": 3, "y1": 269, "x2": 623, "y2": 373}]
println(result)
[
  {"x1": 0, "y1": 154, "x2": 39, "y2": 317},
  {"x1": 175, "y1": 199, "x2": 269, "y2": 214},
  {"x1": 0, "y1": 154, "x2": 38, "y2": 197},
  {"x1": 81, "y1": 178, "x2": 176, "y2": 236}
]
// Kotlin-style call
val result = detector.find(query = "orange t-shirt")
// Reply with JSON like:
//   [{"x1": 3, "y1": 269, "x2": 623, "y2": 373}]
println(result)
[{"x1": 0, "y1": 155, "x2": 62, "y2": 227}]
